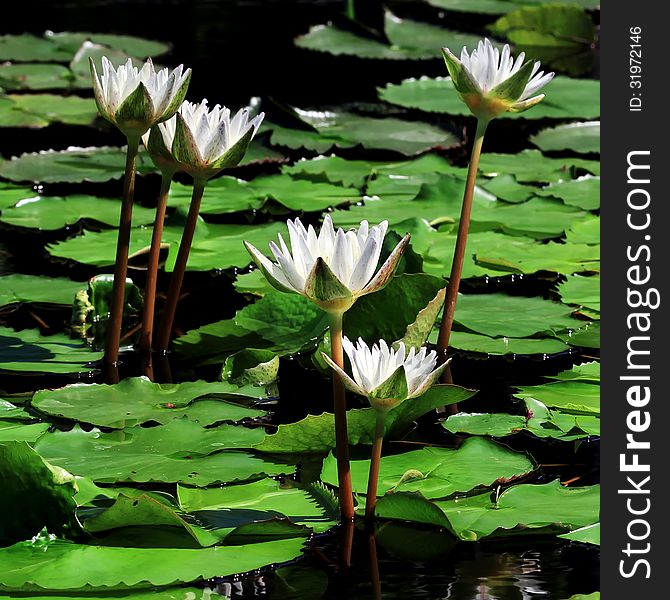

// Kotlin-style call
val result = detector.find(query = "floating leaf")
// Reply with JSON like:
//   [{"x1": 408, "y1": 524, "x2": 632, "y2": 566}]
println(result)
[
  {"x1": 0, "y1": 194, "x2": 156, "y2": 230},
  {"x1": 221, "y1": 349, "x2": 280, "y2": 386},
  {"x1": 0, "y1": 34, "x2": 73, "y2": 62},
  {"x1": 0, "y1": 64, "x2": 74, "y2": 91},
  {"x1": 0, "y1": 327, "x2": 101, "y2": 374},
  {"x1": 34, "y1": 420, "x2": 287, "y2": 486},
  {"x1": 268, "y1": 111, "x2": 460, "y2": 156},
  {"x1": 514, "y1": 380, "x2": 600, "y2": 415},
  {"x1": 322, "y1": 437, "x2": 535, "y2": 499},
  {"x1": 549, "y1": 361, "x2": 600, "y2": 383},
  {"x1": 531, "y1": 121, "x2": 600, "y2": 154},
  {"x1": 256, "y1": 385, "x2": 475, "y2": 453},
  {"x1": 454, "y1": 293, "x2": 578, "y2": 338},
  {"x1": 0, "y1": 441, "x2": 80, "y2": 545},
  {"x1": 559, "y1": 522, "x2": 600, "y2": 546},
  {"x1": 433, "y1": 330, "x2": 569, "y2": 356},
  {"x1": 296, "y1": 11, "x2": 492, "y2": 61},
  {"x1": 565, "y1": 214, "x2": 599, "y2": 245},
  {"x1": 0, "y1": 274, "x2": 82, "y2": 309},
  {"x1": 0, "y1": 536, "x2": 306, "y2": 592},
  {"x1": 426, "y1": 0, "x2": 600, "y2": 15},
  {"x1": 558, "y1": 275, "x2": 600, "y2": 315},
  {"x1": 379, "y1": 77, "x2": 600, "y2": 120},
  {"x1": 0, "y1": 421, "x2": 51, "y2": 443},
  {"x1": 376, "y1": 480, "x2": 599, "y2": 541},
  {"x1": 174, "y1": 291, "x2": 328, "y2": 366},
  {"x1": 535, "y1": 176, "x2": 600, "y2": 211},
  {"x1": 31, "y1": 378, "x2": 266, "y2": 428},
  {"x1": 0, "y1": 146, "x2": 158, "y2": 184},
  {"x1": 478, "y1": 150, "x2": 599, "y2": 183},
  {"x1": 491, "y1": 5, "x2": 596, "y2": 48},
  {"x1": 0, "y1": 94, "x2": 98, "y2": 128},
  {"x1": 178, "y1": 478, "x2": 337, "y2": 535}
]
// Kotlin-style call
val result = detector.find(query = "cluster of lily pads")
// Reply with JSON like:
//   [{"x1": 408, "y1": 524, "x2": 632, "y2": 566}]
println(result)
[{"x1": 0, "y1": 1, "x2": 600, "y2": 597}]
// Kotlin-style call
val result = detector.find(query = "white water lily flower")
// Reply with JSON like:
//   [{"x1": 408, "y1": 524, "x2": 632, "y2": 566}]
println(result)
[
  {"x1": 90, "y1": 56, "x2": 191, "y2": 138},
  {"x1": 244, "y1": 215, "x2": 409, "y2": 314},
  {"x1": 442, "y1": 39, "x2": 554, "y2": 121},
  {"x1": 143, "y1": 99, "x2": 264, "y2": 180},
  {"x1": 322, "y1": 337, "x2": 449, "y2": 411}
]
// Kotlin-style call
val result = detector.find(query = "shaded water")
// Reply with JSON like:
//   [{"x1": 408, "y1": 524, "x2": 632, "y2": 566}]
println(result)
[{"x1": 2, "y1": 0, "x2": 599, "y2": 597}]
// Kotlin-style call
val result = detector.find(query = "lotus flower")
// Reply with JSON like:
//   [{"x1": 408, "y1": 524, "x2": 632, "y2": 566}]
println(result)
[
  {"x1": 244, "y1": 215, "x2": 409, "y2": 314},
  {"x1": 90, "y1": 57, "x2": 191, "y2": 138},
  {"x1": 143, "y1": 99, "x2": 264, "y2": 181},
  {"x1": 442, "y1": 39, "x2": 554, "y2": 121},
  {"x1": 322, "y1": 338, "x2": 448, "y2": 411}
]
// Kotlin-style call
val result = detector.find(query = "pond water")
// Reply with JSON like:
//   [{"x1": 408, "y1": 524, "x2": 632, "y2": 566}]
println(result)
[{"x1": 0, "y1": 1, "x2": 600, "y2": 598}]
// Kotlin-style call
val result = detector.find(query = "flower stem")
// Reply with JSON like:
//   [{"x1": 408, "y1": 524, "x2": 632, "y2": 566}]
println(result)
[
  {"x1": 329, "y1": 311, "x2": 355, "y2": 522},
  {"x1": 365, "y1": 410, "x2": 385, "y2": 526},
  {"x1": 103, "y1": 135, "x2": 140, "y2": 376},
  {"x1": 140, "y1": 170, "x2": 174, "y2": 380},
  {"x1": 154, "y1": 178, "x2": 206, "y2": 353},
  {"x1": 436, "y1": 118, "x2": 489, "y2": 380},
  {"x1": 345, "y1": 0, "x2": 355, "y2": 19}
]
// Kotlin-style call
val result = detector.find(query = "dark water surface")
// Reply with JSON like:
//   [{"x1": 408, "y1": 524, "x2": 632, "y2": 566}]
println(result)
[{"x1": 2, "y1": 1, "x2": 599, "y2": 598}]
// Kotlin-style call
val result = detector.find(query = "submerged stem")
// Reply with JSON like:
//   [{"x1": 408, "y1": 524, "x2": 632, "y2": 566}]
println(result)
[
  {"x1": 436, "y1": 118, "x2": 489, "y2": 382},
  {"x1": 140, "y1": 170, "x2": 174, "y2": 379},
  {"x1": 365, "y1": 410, "x2": 386, "y2": 526},
  {"x1": 103, "y1": 135, "x2": 140, "y2": 376},
  {"x1": 329, "y1": 311, "x2": 355, "y2": 523},
  {"x1": 154, "y1": 178, "x2": 207, "y2": 353}
]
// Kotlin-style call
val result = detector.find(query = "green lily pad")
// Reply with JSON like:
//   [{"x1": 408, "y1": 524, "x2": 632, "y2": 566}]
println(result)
[
  {"x1": 0, "y1": 146, "x2": 158, "y2": 184},
  {"x1": 34, "y1": 421, "x2": 288, "y2": 486},
  {"x1": 535, "y1": 176, "x2": 600, "y2": 211},
  {"x1": 491, "y1": 5, "x2": 596, "y2": 48},
  {"x1": 426, "y1": 0, "x2": 600, "y2": 16},
  {"x1": 0, "y1": 327, "x2": 102, "y2": 374},
  {"x1": 549, "y1": 361, "x2": 600, "y2": 383},
  {"x1": 31, "y1": 378, "x2": 267, "y2": 428},
  {"x1": 479, "y1": 174, "x2": 537, "y2": 203},
  {"x1": 46, "y1": 31, "x2": 169, "y2": 59},
  {"x1": 268, "y1": 111, "x2": 460, "y2": 156},
  {"x1": 282, "y1": 155, "x2": 376, "y2": 188},
  {"x1": 0, "y1": 34, "x2": 73, "y2": 62},
  {"x1": 454, "y1": 293, "x2": 578, "y2": 338},
  {"x1": 0, "y1": 63, "x2": 74, "y2": 91},
  {"x1": 345, "y1": 273, "x2": 446, "y2": 344},
  {"x1": 559, "y1": 522, "x2": 600, "y2": 545},
  {"x1": 256, "y1": 385, "x2": 475, "y2": 453},
  {"x1": 514, "y1": 380, "x2": 600, "y2": 415},
  {"x1": 178, "y1": 478, "x2": 337, "y2": 535},
  {"x1": 0, "y1": 194, "x2": 156, "y2": 231},
  {"x1": 379, "y1": 76, "x2": 600, "y2": 120},
  {"x1": 531, "y1": 121, "x2": 600, "y2": 154},
  {"x1": 322, "y1": 437, "x2": 535, "y2": 499},
  {"x1": 174, "y1": 291, "x2": 328, "y2": 366},
  {"x1": 376, "y1": 479, "x2": 599, "y2": 540},
  {"x1": 296, "y1": 11, "x2": 492, "y2": 61},
  {"x1": 0, "y1": 536, "x2": 306, "y2": 592},
  {"x1": 432, "y1": 330, "x2": 570, "y2": 356},
  {"x1": 0, "y1": 421, "x2": 51, "y2": 443},
  {"x1": 0, "y1": 94, "x2": 98, "y2": 128},
  {"x1": 478, "y1": 150, "x2": 600, "y2": 183},
  {"x1": 221, "y1": 349, "x2": 280, "y2": 386},
  {"x1": 565, "y1": 215, "x2": 599, "y2": 245},
  {"x1": 0, "y1": 274, "x2": 83, "y2": 308},
  {"x1": 0, "y1": 441, "x2": 80, "y2": 545},
  {"x1": 558, "y1": 275, "x2": 600, "y2": 314}
]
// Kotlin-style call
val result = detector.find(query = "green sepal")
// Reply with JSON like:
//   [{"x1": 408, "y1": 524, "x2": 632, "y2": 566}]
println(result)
[
  {"x1": 210, "y1": 126, "x2": 256, "y2": 172},
  {"x1": 146, "y1": 125, "x2": 178, "y2": 172},
  {"x1": 158, "y1": 69, "x2": 192, "y2": 123},
  {"x1": 441, "y1": 48, "x2": 479, "y2": 96},
  {"x1": 393, "y1": 287, "x2": 446, "y2": 351},
  {"x1": 304, "y1": 257, "x2": 353, "y2": 305},
  {"x1": 370, "y1": 365, "x2": 409, "y2": 402},
  {"x1": 115, "y1": 81, "x2": 155, "y2": 135},
  {"x1": 489, "y1": 59, "x2": 535, "y2": 104},
  {"x1": 172, "y1": 112, "x2": 203, "y2": 168}
]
